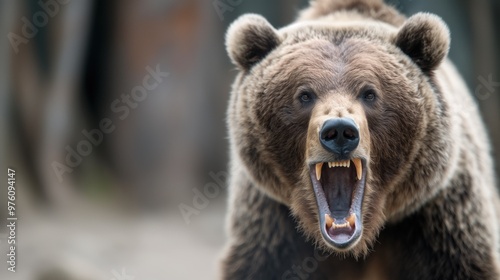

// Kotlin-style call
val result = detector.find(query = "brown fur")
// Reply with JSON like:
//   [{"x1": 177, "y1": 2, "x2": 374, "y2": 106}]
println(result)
[{"x1": 221, "y1": 0, "x2": 500, "y2": 279}]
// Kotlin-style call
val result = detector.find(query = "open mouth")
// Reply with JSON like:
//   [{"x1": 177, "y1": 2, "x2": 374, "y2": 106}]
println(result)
[{"x1": 309, "y1": 158, "x2": 367, "y2": 250}]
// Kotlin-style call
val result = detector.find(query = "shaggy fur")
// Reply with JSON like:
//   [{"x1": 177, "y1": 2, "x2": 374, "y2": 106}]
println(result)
[{"x1": 221, "y1": 0, "x2": 500, "y2": 279}]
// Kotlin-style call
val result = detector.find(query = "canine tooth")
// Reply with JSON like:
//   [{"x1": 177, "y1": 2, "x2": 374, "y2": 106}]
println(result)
[
  {"x1": 343, "y1": 161, "x2": 348, "y2": 167},
  {"x1": 325, "y1": 214, "x2": 333, "y2": 229},
  {"x1": 316, "y1": 163, "x2": 323, "y2": 181},
  {"x1": 347, "y1": 213, "x2": 356, "y2": 228},
  {"x1": 328, "y1": 162, "x2": 332, "y2": 168},
  {"x1": 347, "y1": 160, "x2": 351, "y2": 168},
  {"x1": 353, "y1": 158, "x2": 362, "y2": 180}
]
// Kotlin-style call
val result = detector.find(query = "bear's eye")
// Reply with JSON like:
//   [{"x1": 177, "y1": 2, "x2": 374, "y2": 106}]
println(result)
[
  {"x1": 299, "y1": 91, "x2": 314, "y2": 104},
  {"x1": 361, "y1": 88, "x2": 377, "y2": 102}
]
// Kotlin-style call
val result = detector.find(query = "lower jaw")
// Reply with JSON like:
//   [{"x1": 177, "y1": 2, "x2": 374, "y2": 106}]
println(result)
[{"x1": 320, "y1": 214, "x2": 363, "y2": 250}]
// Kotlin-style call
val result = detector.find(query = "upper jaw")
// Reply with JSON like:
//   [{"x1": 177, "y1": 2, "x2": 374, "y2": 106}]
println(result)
[{"x1": 309, "y1": 157, "x2": 368, "y2": 250}]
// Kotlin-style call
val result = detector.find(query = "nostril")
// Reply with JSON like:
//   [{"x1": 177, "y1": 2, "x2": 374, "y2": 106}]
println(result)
[
  {"x1": 343, "y1": 128, "x2": 356, "y2": 140},
  {"x1": 324, "y1": 129, "x2": 337, "y2": 141}
]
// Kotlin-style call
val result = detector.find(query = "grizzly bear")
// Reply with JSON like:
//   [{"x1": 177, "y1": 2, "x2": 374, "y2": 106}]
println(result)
[{"x1": 221, "y1": 0, "x2": 500, "y2": 279}]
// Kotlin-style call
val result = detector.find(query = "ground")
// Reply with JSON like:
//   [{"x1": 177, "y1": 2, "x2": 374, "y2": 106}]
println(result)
[{"x1": 0, "y1": 203, "x2": 226, "y2": 280}]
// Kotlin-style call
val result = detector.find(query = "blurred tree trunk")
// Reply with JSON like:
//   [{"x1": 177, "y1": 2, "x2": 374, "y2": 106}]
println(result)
[{"x1": 11, "y1": 0, "x2": 94, "y2": 207}]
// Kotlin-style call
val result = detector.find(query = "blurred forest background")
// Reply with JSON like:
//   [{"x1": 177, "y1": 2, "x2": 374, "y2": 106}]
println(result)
[{"x1": 0, "y1": 0, "x2": 499, "y2": 279}]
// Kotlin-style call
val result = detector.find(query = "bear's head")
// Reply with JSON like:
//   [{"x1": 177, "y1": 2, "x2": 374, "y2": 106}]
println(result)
[{"x1": 226, "y1": 12, "x2": 452, "y2": 256}]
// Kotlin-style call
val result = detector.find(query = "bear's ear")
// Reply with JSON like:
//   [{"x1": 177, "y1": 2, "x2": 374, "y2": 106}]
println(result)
[
  {"x1": 225, "y1": 14, "x2": 280, "y2": 71},
  {"x1": 394, "y1": 13, "x2": 450, "y2": 72}
]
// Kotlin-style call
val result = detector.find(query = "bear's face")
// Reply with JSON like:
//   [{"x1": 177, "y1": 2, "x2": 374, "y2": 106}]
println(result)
[{"x1": 226, "y1": 14, "x2": 450, "y2": 256}]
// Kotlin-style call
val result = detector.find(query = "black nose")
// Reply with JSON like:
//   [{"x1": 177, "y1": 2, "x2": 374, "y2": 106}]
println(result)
[{"x1": 319, "y1": 118, "x2": 360, "y2": 156}]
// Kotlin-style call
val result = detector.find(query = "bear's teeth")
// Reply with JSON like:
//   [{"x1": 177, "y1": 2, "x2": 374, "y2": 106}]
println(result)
[
  {"x1": 325, "y1": 214, "x2": 333, "y2": 229},
  {"x1": 332, "y1": 222, "x2": 349, "y2": 229},
  {"x1": 352, "y1": 158, "x2": 362, "y2": 181},
  {"x1": 316, "y1": 163, "x2": 323, "y2": 181},
  {"x1": 325, "y1": 213, "x2": 355, "y2": 230},
  {"x1": 347, "y1": 213, "x2": 356, "y2": 228},
  {"x1": 328, "y1": 160, "x2": 351, "y2": 168},
  {"x1": 321, "y1": 160, "x2": 359, "y2": 179}
]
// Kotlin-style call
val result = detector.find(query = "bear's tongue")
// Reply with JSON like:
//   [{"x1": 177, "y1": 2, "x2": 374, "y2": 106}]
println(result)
[{"x1": 320, "y1": 162, "x2": 356, "y2": 219}]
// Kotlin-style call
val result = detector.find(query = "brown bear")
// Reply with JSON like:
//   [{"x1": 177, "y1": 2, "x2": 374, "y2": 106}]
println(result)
[{"x1": 221, "y1": 0, "x2": 500, "y2": 279}]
